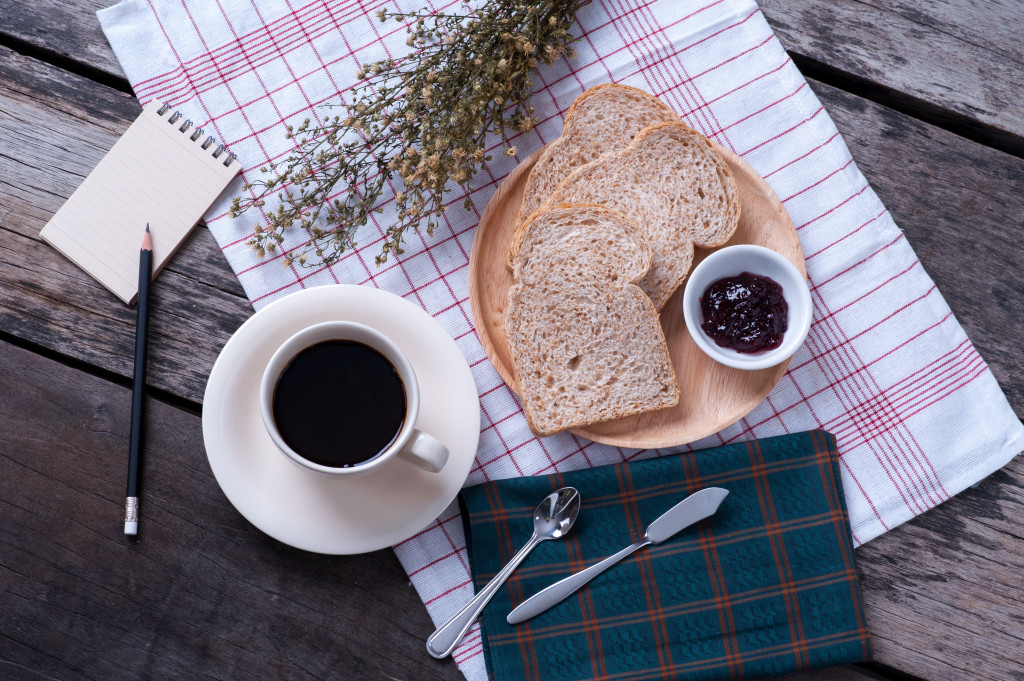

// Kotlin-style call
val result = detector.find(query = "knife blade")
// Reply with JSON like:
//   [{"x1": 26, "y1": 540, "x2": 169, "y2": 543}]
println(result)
[{"x1": 507, "y1": 486, "x2": 728, "y2": 624}]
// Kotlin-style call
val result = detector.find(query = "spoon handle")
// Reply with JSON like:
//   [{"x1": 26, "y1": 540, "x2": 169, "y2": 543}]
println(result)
[
  {"x1": 426, "y1": 532, "x2": 542, "y2": 658},
  {"x1": 506, "y1": 539, "x2": 649, "y2": 624}
]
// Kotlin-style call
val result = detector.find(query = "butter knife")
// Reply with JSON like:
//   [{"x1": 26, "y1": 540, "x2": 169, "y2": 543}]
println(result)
[{"x1": 506, "y1": 487, "x2": 728, "y2": 624}]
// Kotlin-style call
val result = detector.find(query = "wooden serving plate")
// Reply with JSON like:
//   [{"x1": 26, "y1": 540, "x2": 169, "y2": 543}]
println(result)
[{"x1": 467, "y1": 144, "x2": 806, "y2": 449}]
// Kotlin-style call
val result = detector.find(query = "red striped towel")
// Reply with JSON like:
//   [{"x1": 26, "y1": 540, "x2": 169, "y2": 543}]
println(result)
[{"x1": 99, "y1": 0, "x2": 1023, "y2": 677}]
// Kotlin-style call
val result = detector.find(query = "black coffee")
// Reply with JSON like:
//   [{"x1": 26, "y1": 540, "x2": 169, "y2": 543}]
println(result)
[{"x1": 272, "y1": 340, "x2": 407, "y2": 468}]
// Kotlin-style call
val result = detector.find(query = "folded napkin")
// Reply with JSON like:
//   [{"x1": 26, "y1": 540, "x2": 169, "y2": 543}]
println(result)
[
  {"x1": 462, "y1": 431, "x2": 871, "y2": 681},
  {"x1": 98, "y1": 0, "x2": 1023, "y2": 677}
]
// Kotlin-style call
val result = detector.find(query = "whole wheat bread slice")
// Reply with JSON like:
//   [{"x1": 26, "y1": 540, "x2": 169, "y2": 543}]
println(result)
[
  {"x1": 530, "y1": 121, "x2": 741, "y2": 310},
  {"x1": 512, "y1": 84, "x2": 679, "y2": 252},
  {"x1": 506, "y1": 205, "x2": 679, "y2": 437}
]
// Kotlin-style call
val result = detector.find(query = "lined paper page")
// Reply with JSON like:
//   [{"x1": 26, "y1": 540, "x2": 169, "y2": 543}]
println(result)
[{"x1": 40, "y1": 100, "x2": 241, "y2": 303}]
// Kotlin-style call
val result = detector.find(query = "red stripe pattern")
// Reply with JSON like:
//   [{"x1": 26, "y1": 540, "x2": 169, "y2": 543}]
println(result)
[{"x1": 98, "y1": 0, "x2": 1024, "y2": 678}]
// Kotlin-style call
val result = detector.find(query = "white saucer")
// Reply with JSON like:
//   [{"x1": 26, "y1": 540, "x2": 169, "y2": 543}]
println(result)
[{"x1": 202, "y1": 285, "x2": 480, "y2": 554}]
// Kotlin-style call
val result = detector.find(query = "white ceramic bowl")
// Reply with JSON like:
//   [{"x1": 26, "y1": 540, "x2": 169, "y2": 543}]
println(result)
[{"x1": 682, "y1": 244, "x2": 812, "y2": 370}]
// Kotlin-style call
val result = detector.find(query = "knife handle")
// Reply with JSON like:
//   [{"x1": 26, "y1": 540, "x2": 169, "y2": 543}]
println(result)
[{"x1": 507, "y1": 539, "x2": 649, "y2": 624}]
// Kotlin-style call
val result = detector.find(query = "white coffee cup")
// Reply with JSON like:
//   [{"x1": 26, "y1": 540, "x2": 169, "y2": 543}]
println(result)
[{"x1": 259, "y1": 321, "x2": 449, "y2": 476}]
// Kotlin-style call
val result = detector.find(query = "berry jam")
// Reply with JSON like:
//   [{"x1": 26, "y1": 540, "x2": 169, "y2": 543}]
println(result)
[{"x1": 700, "y1": 272, "x2": 788, "y2": 353}]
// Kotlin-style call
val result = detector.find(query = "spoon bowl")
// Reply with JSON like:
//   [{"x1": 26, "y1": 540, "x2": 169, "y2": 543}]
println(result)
[
  {"x1": 534, "y1": 487, "x2": 581, "y2": 540},
  {"x1": 426, "y1": 487, "x2": 581, "y2": 658}
]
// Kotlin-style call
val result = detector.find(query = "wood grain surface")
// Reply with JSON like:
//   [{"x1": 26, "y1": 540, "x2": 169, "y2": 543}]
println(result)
[
  {"x1": 1, "y1": 3, "x2": 1023, "y2": 681},
  {"x1": 0, "y1": 0, "x2": 127, "y2": 81},
  {"x1": 0, "y1": 45, "x2": 249, "y2": 405},
  {"x1": 760, "y1": 0, "x2": 1024, "y2": 154},
  {"x1": 0, "y1": 339, "x2": 464, "y2": 681},
  {"x1": 469, "y1": 144, "x2": 805, "y2": 448}
]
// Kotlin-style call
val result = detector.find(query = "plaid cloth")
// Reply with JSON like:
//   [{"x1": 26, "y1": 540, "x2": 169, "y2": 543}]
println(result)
[
  {"x1": 97, "y1": 0, "x2": 1023, "y2": 678},
  {"x1": 461, "y1": 430, "x2": 871, "y2": 681}
]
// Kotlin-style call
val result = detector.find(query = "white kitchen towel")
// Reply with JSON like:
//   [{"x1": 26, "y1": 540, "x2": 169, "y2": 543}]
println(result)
[{"x1": 99, "y1": 0, "x2": 1024, "y2": 677}]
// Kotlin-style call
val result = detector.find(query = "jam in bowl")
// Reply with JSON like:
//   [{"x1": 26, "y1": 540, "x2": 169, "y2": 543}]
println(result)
[
  {"x1": 700, "y1": 272, "x2": 788, "y2": 353},
  {"x1": 682, "y1": 245, "x2": 811, "y2": 370}
]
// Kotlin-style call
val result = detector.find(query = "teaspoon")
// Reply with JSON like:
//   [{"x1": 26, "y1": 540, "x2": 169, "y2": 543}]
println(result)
[
  {"x1": 507, "y1": 487, "x2": 728, "y2": 624},
  {"x1": 425, "y1": 486, "x2": 581, "y2": 658}
]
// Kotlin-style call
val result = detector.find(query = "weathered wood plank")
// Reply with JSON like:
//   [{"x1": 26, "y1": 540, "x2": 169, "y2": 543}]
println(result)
[
  {"x1": 855, "y1": 455, "x2": 1024, "y2": 681},
  {"x1": 759, "y1": 0, "x2": 1024, "y2": 152},
  {"x1": 2, "y1": 0, "x2": 1023, "y2": 153},
  {"x1": 0, "y1": 45, "x2": 250, "y2": 404},
  {"x1": 0, "y1": 44, "x2": 242, "y2": 297},
  {"x1": 0, "y1": 339, "x2": 464, "y2": 681},
  {"x1": 0, "y1": 0, "x2": 126, "y2": 80},
  {"x1": 809, "y1": 78, "x2": 1024, "y2": 416}
]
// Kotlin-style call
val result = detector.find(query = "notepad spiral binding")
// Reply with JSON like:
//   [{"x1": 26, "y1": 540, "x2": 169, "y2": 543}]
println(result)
[{"x1": 156, "y1": 103, "x2": 237, "y2": 168}]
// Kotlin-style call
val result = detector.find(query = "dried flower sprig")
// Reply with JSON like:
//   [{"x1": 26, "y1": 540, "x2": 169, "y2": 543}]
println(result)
[{"x1": 230, "y1": 0, "x2": 584, "y2": 267}]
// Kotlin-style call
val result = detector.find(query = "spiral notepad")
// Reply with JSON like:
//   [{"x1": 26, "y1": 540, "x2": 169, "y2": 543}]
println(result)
[{"x1": 40, "y1": 100, "x2": 241, "y2": 304}]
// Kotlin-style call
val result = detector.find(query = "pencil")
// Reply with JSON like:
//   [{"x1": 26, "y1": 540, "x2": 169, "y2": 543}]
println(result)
[{"x1": 125, "y1": 223, "x2": 152, "y2": 536}]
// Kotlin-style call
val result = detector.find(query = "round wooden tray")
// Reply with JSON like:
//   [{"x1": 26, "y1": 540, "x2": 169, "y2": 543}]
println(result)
[{"x1": 467, "y1": 143, "x2": 806, "y2": 449}]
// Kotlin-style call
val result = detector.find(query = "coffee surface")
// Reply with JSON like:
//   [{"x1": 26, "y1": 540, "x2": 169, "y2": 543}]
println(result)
[{"x1": 272, "y1": 340, "x2": 407, "y2": 467}]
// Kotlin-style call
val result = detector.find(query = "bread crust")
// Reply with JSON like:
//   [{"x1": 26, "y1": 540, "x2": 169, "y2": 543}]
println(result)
[
  {"x1": 497, "y1": 86, "x2": 739, "y2": 436},
  {"x1": 535, "y1": 121, "x2": 740, "y2": 310},
  {"x1": 505, "y1": 205, "x2": 679, "y2": 437},
  {"x1": 509, "y1": 84, "x2": 680, "y2": 267}
]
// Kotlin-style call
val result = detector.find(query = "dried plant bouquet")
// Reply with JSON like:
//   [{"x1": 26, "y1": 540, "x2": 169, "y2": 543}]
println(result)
[{"x1": 230, "y1": 0, "x2": 585, "y2": 268}]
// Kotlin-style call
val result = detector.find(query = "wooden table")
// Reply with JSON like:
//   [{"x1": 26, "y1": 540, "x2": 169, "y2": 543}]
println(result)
[{"x1": 1, "y1": 2, "x2": 1022, "y2": 680}]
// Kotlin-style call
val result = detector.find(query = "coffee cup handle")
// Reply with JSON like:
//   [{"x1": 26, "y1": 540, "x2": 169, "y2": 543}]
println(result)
[{"x1": 397, "y1": 430, "x2": 449, "y2": 473}]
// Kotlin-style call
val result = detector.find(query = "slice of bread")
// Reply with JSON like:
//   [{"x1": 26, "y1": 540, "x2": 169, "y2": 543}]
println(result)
[
  {"x1": 513, "y1": 84, "x2": 679, "y2": 246},
  {"x1": 506, "y1": 205, "x2": 679, "y2": 437},
  {"x1": 534, "y1": 121, "x2": 741, "y2": 310}
]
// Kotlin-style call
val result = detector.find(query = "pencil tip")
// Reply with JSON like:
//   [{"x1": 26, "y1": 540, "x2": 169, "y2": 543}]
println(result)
[
  {"x1": 141, "y1": 224, "x2": 153, "y2": 251},
  {"x1": 145, "y1": 223, "x2": 150, "y2": 233}
]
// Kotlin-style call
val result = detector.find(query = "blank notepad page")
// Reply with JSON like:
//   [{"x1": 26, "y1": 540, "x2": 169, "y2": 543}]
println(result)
[{"x1": 40, "y1": 100, "x2": 241, "y2": 304}]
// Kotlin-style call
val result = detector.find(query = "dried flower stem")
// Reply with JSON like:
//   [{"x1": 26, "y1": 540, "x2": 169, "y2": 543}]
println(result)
[{"x1": 230, "y1": 0, "x2": 584, "y2": 267}]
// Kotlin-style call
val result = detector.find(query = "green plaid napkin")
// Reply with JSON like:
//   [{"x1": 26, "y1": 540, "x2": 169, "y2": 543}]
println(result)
[{"x1": 460, "y1": 430, "x2": 871, "y2": 681}]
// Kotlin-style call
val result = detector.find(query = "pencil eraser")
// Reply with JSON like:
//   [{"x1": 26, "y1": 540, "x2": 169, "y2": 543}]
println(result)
[{"x1": 124, "y1": 521, "x2": 138, "y2": 536}]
